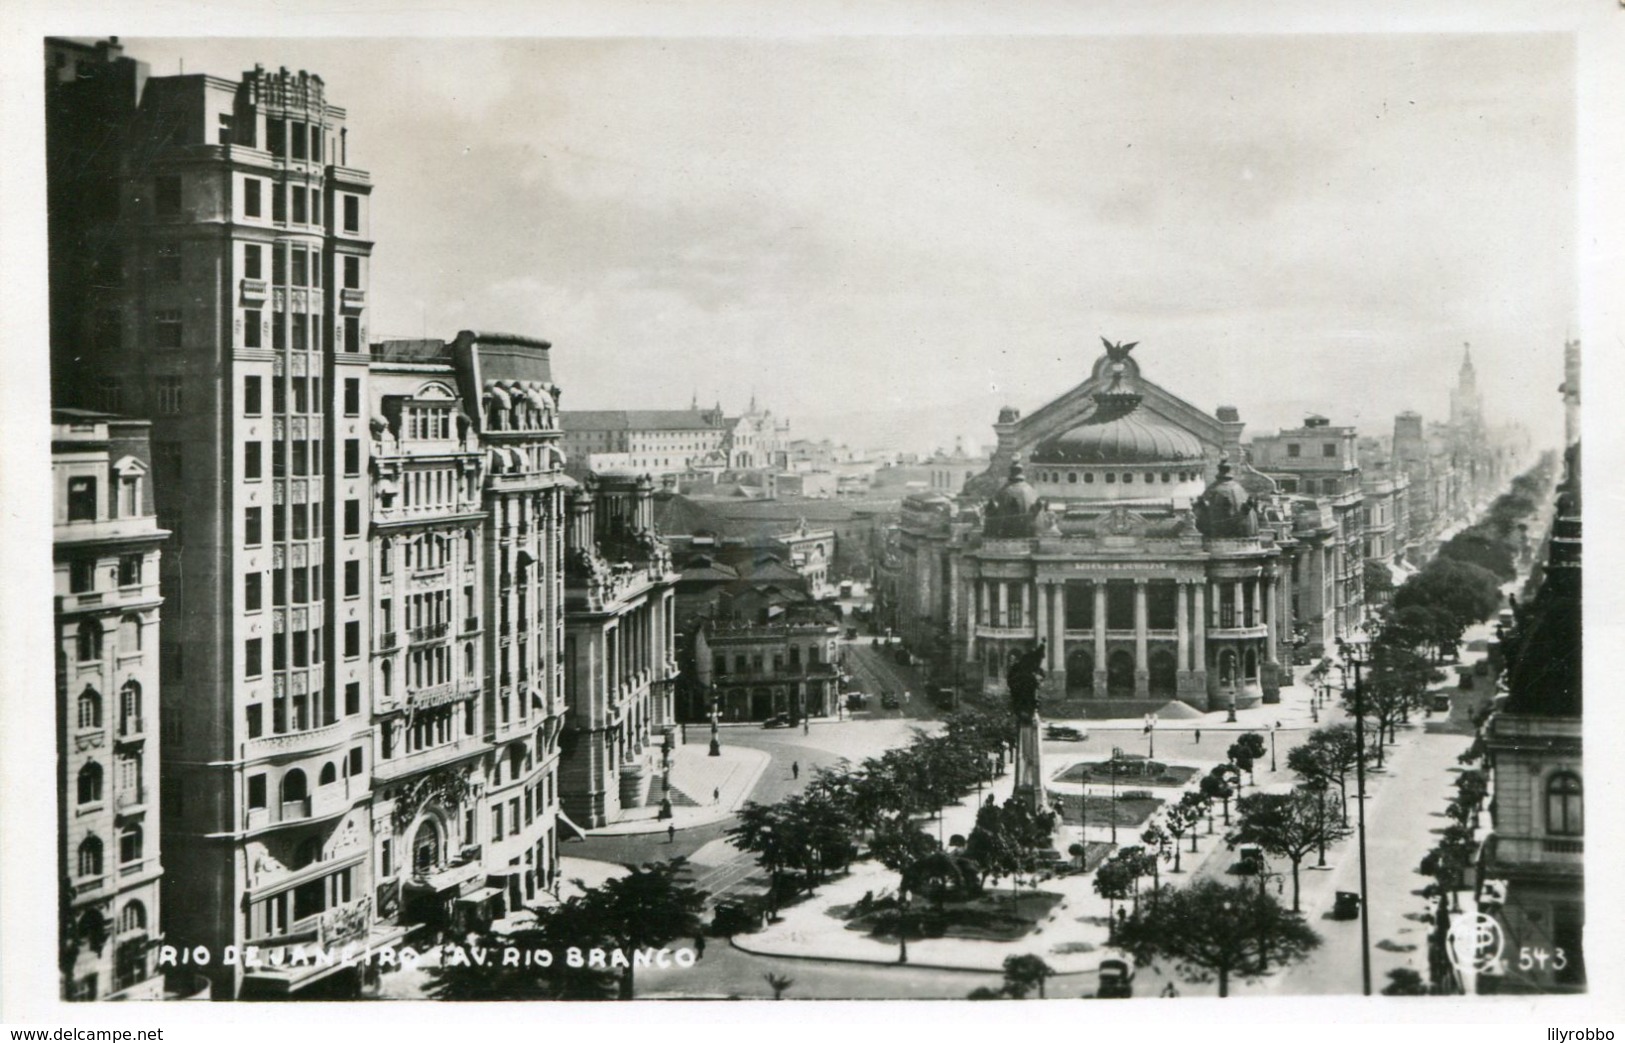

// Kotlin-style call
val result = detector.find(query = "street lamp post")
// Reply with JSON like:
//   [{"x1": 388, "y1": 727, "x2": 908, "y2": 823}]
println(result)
[
  {"x1": 1269, "y1": 723, "x2": 1277, "y2": 773},
  {"x1": 1338, "y1": 638, "x2": 1373, "y2": 997},
  {"x1": 1144, "y1": 714, "x2": 1158, "y2": 759},
  {"x1": 1109, "y1": 747, "x2": 1119, "y2": 845}
]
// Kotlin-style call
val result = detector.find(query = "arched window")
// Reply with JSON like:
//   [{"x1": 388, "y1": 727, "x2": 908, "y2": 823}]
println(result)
[
  {"x1": 412, "y1": 819, "x2": 441, "y2": 873},
  {"x1": 381, "y1": 659, "x2": 393, "y2": 699},
  {"x1": 119, "y1": 614, "x2": 142, "y2": 652},
  {"x1": 281, "y1": 768, "x2": 308, "y2": 804},
  {"x1": 1546, "y1": 772, "x2": 1582, "y2": 836},
  {"x1": 77, "y1": 686, "x2": 102, "y2": 729},
  {"x1": 117, "y1": 823, "x2": 142, "y2": 865},
  {"x1": 77, "y1": 762, "x2": 103, "y2": 804},
  {"x1": 77, "y1": 836, "x2": 103, "y2": 877},
  {"x1": 509, "y1": 744, "x2": 526, "y2": 780},
  {"x1": 118, "y1": 901, "x2": 147, "y2": 934},
  {"x1": 319, "y1": 762, "x2": 337, "y2": 786},
  {"x1": 77, "y1": 622, "x2": 103, "y2": 663},
  {"x1": 119, "y1": 680, "x2": 141, "y2": 731}
]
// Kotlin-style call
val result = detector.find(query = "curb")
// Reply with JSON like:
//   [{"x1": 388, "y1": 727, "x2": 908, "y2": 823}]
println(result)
[{"x1": 725, "y1": 935, "x2": 1100, "y2": 978}]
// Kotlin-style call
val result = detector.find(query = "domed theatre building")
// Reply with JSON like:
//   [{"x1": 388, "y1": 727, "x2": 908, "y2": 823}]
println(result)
[{"x1": 898, "y1": 342, "x2": 1298, "y2": 711}]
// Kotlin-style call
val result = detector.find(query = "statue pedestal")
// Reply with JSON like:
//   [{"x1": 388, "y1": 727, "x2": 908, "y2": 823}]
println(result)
[{"x1": 1012, "y1": 711, "x2": 1046, "y2": 811}]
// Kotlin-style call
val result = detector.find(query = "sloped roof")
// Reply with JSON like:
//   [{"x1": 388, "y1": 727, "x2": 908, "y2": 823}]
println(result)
[
  {"x1": 653, "y1": 494, "x2": 730, "y2": 536},
  {"x1": 562, "y1": 409, "x2": 719, "y2": 432}
]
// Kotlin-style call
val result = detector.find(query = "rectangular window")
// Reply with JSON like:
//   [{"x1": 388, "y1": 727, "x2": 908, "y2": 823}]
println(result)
[
  {"x1": 292, "y1": 503, "x2": 309, "y2": 541},
  {"x1": 1323, "y1": 443, "x2": 1337, "y2": 458},
  {"x1": 245, "y1": 506, "x2": 263, "y2": 545},
  {"x1": 155, "y1": 309, "x2": 182, "y2": 349},
  {"x1": 244, "y1": 178, "x2": 262, "y2": 218},
  {"x1": 273, "y1": 566, "x2": 286, "y2": 606},
  {"x1": 272, "y1": 440, "x2": 286, "y2": 478},
  {"x1": 292, "y1": 187, "x2": 307, "y2": 224},
  {"x1": 343, "y1": 195, "x2": 359, "y2": 233},
  {"x1": 345, "y1": 682, "x2": 360, "y2": 716},
  {"x1": 69, "y1": 559, "x2": 94, "y2": 593},
  {"x1": 272, "y1": 248, "x2": 286, "y2": 287},
  {"x1": 272, "y1": 184, "x2": 286, "y2": 223},
  {"x1": 343, "y1": 255, "x2": 359, "y2": 289},
  {"x1": 245, "y1": 572, "x2": 262, "y2": 611},
  {"x1": 344, "y1": 315, "x2": 360, "y2": 354},
  {"x1": 344, "y1": 378, "x2": 360, "y2": 415},
  {"x1": 273, "y1": 632, "x2": 287, "y2": 670},
  {"x1": 344, "y1": 560, "x2": 360, "y2": 597},
  {"x1": 348, "y1": 747, "x2": 363, "y2": 776},
  {"x1": 344, "y1": 438, "x2": 360, "y2": 476},
  {"x1": 292, "y1": 313, "x2": 308, "y2": 352},
  {"x1": 292, "y1": 630, "x2": 309, "y2": 668},
  {"x1": 244, "y1": 244, "x2": 263, "y2": 281},
  {"x1": 245, "y1": 638, "x2": 263, "y2": 678},
  {"x1": 244, "y1": 441, "x2": 262, "y2": 480},
  {"x1": 244, "y1": 309, "x2": 262, "y2": 348},
  {"x1": 311, "y1": 188, "x2": 321, "y2": 228},
  {"x1": 290, "y1": 121, "x2": 307, "y2": 161},
  {"x1": 344, "y1": 620, "x2": 360, "y2": 658},
  {"x1": 311, "y1": 125, "x2": 323, "y2": 163},
  {"x1": 292, "y1": 250, "x2": 307, "y2": 286},
  {"x1": 154, "y1": 176, "x2": 181, "y2": 216},
  {"x1": 244, "y1": 375, "x2": 263, "y2": 414},
  {"x1": 158, "y1": 376, "x2": 183, "y2": 414},
  {"x1": 66, "y1": 476, "x2": 96, "y2": 521},
  {"x1": 344, "y1": 499, "x2": 360, "y2": 537},
  {"x1": 273, "y1": 377, "x2": 286, "y2": 414},
  {"x1": 247, "y1": 773, "x2": 266, "y2": 808},
  {"x1": 156, "y1": 243, "x2": 182, "y2": 283},
  {"x1": 292, "y1": 377, "x2": 308, "y2": 414},
  {"x1": 291, "y1": 440, "x2": 308, "y2": 477},
  {"x1": 273, "y1": 504, "x2": 287, "y2": 543},
  {"x1": 492, "y1": 806, "x2": 503, "y2": 839},
  {"x1": 267, "y1": 117, "x2": 285, "y2": 158},
  {"x1": 118, "y1": 553, "x2": 142, "y2": 587}
]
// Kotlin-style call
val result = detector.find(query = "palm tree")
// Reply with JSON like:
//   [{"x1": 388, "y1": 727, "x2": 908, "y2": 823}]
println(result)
[{"x1": 764, "y1": 973, "x2": 795, "y2": 1000}]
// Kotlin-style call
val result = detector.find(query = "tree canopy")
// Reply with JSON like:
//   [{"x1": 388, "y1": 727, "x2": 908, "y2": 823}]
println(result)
[{"x1": 1114, "y1": 880, "x2": 1321, "y2": 997}]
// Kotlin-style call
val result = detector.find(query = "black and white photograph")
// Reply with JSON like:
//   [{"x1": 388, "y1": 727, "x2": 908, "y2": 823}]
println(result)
[{"x1": 2, "y1": 0, "x2": 1619, "y2": 1032}]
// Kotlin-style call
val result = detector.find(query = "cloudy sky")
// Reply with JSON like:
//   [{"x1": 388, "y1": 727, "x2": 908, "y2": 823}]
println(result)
[{"x1": 130, "y1": 33, "x2": 1576, "y2": 452}]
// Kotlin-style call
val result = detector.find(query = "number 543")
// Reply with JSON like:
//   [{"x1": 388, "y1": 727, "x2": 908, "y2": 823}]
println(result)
[{"x1": 1518, "y1": 946, "x2": 1568, "y2": 971}]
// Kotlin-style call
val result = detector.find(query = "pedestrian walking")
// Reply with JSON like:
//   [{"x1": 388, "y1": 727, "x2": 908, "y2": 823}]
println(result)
[
  {"x1": 667, "y1": 823, "x2": 676, "y2": 844},
  {"x1": 1194, "y1": 728, "x2": 1201, "y2": 745},
  {"x1": 792, "y1": 761, "x2": 800, "y2": 780},
  {"x1": 694, "y1": 935, "x2": 707, "y2": 960},
  {"x1": 713, "y1": 786, "x2": 720, "y2": 804}
]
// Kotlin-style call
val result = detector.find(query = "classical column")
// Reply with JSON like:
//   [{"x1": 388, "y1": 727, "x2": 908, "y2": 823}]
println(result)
[
  {"x1": 998, "y1": 582, "x2": 1010, "y2": 628},
  {"x1": 1020, "y1": 581, "x2": 1032, "y2": 633},
  {"x1": 1133, "y1": 579, "x2": 1150, "y2": 695},
  {"x1": 965, "y1": 577, "x2": 978, "y2": 656},
  {"x1": 1232, "y1": 580, "x2": 1245, "y2": 631},
  {"x1": 1092, "y1": 581, "x2": 1108, "y2": 693},
  {"x1": 1210, "y1": 581, "x2": 1221, "y2": 628},
  {"x1": 1175, "y1": 579, "x2": 1190, "y2": 673},
  {"x1": 1050, "y1": 583, "x2": 1065, "y2": 671},
  {"x1": 1265, "y1": 573, "x2": 1279, "y2": 663},
  {"x1": 1034, "y1": 578, "x2": 1049, "y2": 654},
  {"x1": 1193, "y1": 583, "x2": 1207, "y2": 672}
]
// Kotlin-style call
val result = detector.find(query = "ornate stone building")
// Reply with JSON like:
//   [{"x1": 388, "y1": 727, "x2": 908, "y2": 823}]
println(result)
[
  {"x1": 900, "y1": 344, "x2": 1299, "y2": 711},
  {"x1": 54, "y1": 411, "x2": 169, "y2": 1000},
  {"x1": 560, "y1": 473, "x2": 679, "y2": 827}
]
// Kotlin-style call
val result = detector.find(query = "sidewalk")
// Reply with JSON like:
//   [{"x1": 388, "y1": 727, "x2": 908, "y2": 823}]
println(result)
[{"x1": 583, "y1": 742, "x2": 771, "y2": 837}]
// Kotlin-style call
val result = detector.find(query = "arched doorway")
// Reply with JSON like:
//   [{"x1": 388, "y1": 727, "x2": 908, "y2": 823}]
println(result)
[
  {"x1": 412, "y1": 818, "x2": 442, "y2": 875},
  {"x1": 1066, "y1": 648, "x2": 1094, "y2": 694},
  {"x1": 1149, "y1": 649, "x2": 1178, "y2": 693},
  {"x1": 1107, "y1": 650, "x2": 1135, "y2": 694}
]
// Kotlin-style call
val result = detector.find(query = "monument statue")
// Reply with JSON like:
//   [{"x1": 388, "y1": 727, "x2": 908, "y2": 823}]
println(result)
[{"x1": 1007, "y1": 641, "x2": 1049, "y2": 810}]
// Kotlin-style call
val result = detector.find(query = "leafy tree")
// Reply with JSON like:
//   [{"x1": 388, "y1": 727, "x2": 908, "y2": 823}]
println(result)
[
  {"x1": 1349, "y1": 643, "x2": 1441, "y2": 760},
  {"x1": 870, "y1": 818, "x2": 940, "y2": 900},
  {"x1": 1364, "y1": 560, "x2": 1395, "y2": 602},
  {"x1": 1159, "y1": 794, "x2": 1202, "y2": 871},
  {"x1": 435, "y1": 860, "x2": 708, "y2": 1001},
  {"x1": 1228, "y1": 791, "x2": 1350, "y2": 912},
  {"x1": 1114, "y1": 880, "x2": 1321, "y2": 997},
  {"x1": 1437, "y1": 529, "x2": 1515, "y2": 582},
  {"x1": 1228, "y1": 735, "x2": 1263, "y2": 785},
  {"x1": 1288, "y1": 725, "x2": 1362, "y2": 823},
  {"x1": 1140, "y1": 823, "x2": 1171, "y2": 894},
  {"x1": 963, "y1": 796, "x2": 1055, "y2": 904},
  {"x1": 1001, "y1": 954, "x2": 1056, "y2": 999},
  {"x1": 1394, "y1": 558, "x2": 1504, "y2": 634},
  {"x1": 1382, "y1": 968, "x2": 1430, "y2": 996},
  {"x1": 1420, "y1": 823, "x2": 1477, "y2": 912},
  {"x1": 1092, "y1": 852, "x2": 1136, "y2": 934},
  {"x1": 1200, "y1": 767, "x2": 1236, "y2": 830}
]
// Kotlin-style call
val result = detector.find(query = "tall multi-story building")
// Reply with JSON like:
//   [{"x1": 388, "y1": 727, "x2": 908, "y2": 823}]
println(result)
[
  {"x1": 363, "y1": 332, "x2": 569, "y2": 942},
  {"x1": 47, "y1": 43, "x2": 382, "y2": 998},
  {"x1": 559, "y1": 473, "x2": 679, "y2": 827},
  {"x1": 559, "y1": 400, "x2": 789, "y2": 479},
  {"x1": 693, "y1": 601, "x2": 842, "y2": 722},
  {"x1": 45, "y1": 41, "x2": 576, "y2": 998},
  {"x1": 1249, "y1": 416, "x2": 1366, "y2": 641},
  {"x1": 54, "y1": 411, "x2": 170, "y2": 1000},
  {"x1": 1476, "y1": 440, "x2": 1583, "y2": 993}
]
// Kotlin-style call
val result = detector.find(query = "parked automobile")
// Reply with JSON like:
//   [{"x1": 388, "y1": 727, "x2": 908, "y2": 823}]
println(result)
[
  {"x1": 1045, "y1": 724, "x2": 1088, "y2": 741},
  {"x1": 761, "y1": 713, "x2": 792, "y2": 729},
  {"x1": 881, "y1": 693, "x2": 900, "y2": 710},
  {"x1": 845, "y1": 693, "x2": 868, "y2": 710},
  {"x1": 1332, "y1": 891, "x2": 1362, "y2": 920},
  {"x1": 1097, "y1": 958, "x2": 1135, "y2": 998}
]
